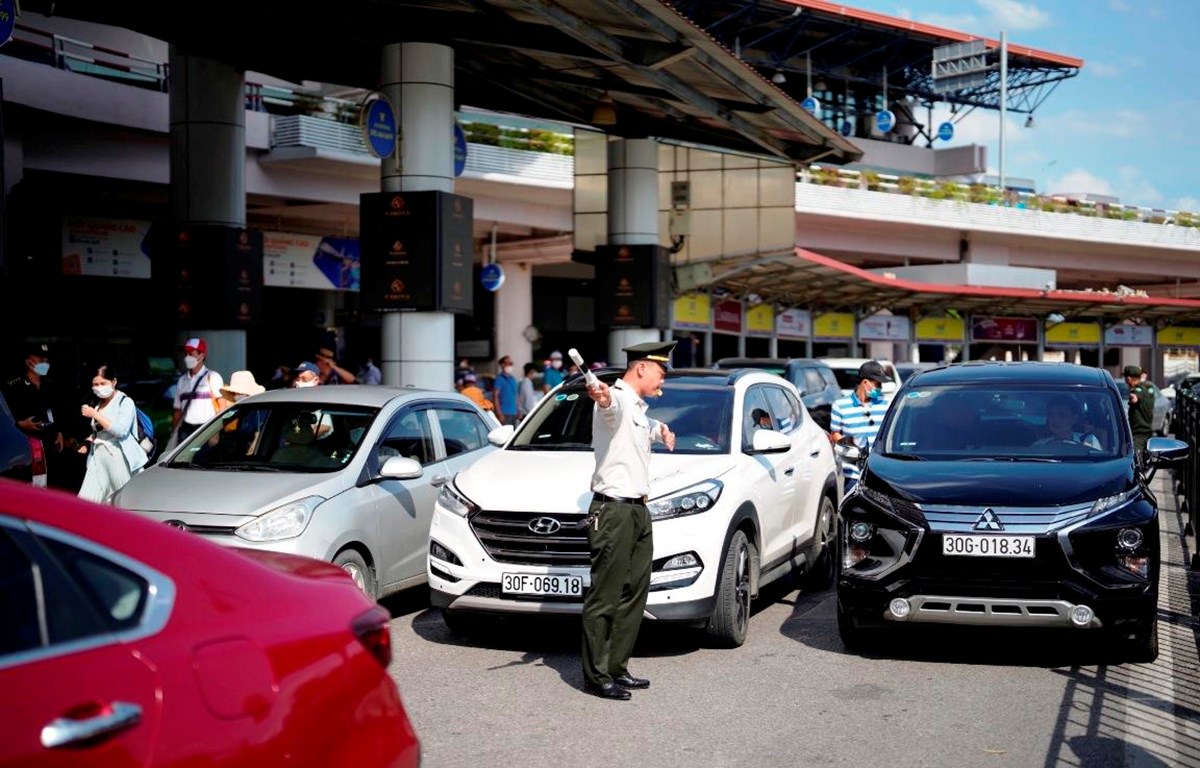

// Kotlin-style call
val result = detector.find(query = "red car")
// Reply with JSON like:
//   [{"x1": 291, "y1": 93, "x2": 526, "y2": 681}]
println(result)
[{"x1": 0, "y1": 479, "x2": 420, "y2": 767}]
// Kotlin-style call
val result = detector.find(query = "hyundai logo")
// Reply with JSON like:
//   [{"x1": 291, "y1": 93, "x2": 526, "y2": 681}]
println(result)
[
  {"x1": 528, "y1": 517, "x2": 562, "y2": 535},
  {"x1": 973, "y1": 509, "x2": 1004, "y2": 531},
  {"x1": 164, "y1": 520, "x2": 189, "y2": 531}
]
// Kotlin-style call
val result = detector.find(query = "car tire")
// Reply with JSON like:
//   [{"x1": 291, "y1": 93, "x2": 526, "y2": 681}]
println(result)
[
  {"x1": 1125, "y1": 614, "x2": 1159, "y2": 664},
  {"x1": 705, "y1": 530, "x2": 754, "y2": 648},
  {"x1": 802, "y1": 495, "x2": 837, "y2": 592},
  {"x1": 836, "y1": 597, "x2": 876, "y2": 652},
  {"x1": 333, "y1": 549, "x2": 377, "y2": 601}
]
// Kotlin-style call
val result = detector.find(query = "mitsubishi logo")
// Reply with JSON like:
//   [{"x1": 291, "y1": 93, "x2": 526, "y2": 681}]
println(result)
[
  {"x1": 528, "y1": 517, "x2": 562, "y2": 535},
  {"x1": 973, "y1": 509, "x2": 1004, "y2": 531}
]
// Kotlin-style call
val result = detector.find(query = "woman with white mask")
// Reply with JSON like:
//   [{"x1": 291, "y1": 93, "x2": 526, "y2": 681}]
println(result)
[{"x1": 77, "y1": 364, "x2": 148, "y2": 503}]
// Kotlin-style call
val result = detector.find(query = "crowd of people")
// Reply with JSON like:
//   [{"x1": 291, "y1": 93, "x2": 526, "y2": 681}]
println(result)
[{"x1": 454, "y1": 350, "x2": 602, "y2": 425}]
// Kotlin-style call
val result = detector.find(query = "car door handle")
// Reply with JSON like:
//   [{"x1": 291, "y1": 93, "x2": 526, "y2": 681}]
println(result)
[
  {"x1": 785, "y1": 467, "x2": 795, "y2": 476},
  {"x1": 41, "y1": 701, "x2": 142, "y2": 749},
  {"x1": 809, "y1": 450, "x2": 820, "y2": 457},
  {"x1": 431, "y1": 475, "x2": 450, "y2": 487}
]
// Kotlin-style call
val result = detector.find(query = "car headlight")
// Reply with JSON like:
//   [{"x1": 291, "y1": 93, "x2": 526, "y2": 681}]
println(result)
[
  {"x1": 1089, "y1": 488, "x2": 1139, "y2": 517},
  {"x1": 438, "y1": 483, "x2": 479, "y2": 518},
  {"x1": 646, "y1": 480, "x2": 723, "y2": 521},
  {"x1": 236, "y1": 496, "x2": 322, "y2": 542}
]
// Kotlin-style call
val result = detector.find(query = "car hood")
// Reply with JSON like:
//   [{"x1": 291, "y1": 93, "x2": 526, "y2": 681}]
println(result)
[
  {"x1": 235, "y1": 548, "x2": 357, "y2": 584},
  {"x1": 864, "y1": 456, "x2": 1135, "y2": 507},
  {"x1": 113, "y1": 464, "x2": 348, "y2": 518},
  {"x1": 455, "y1": 450, "x2": 736, "y2": 513}
]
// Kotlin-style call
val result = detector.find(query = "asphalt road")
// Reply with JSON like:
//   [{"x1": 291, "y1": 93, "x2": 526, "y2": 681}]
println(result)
[{"x1": 382, "y1": 472, "x2": 1200, "y2": 768}]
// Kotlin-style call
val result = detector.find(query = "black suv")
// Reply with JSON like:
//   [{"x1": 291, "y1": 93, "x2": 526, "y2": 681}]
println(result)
[
  {"x1": 836, "y1": 361, "x2": 1187, "y2": 661},
  {"x1": 714, "y1": 358, "x2": 841, "y2": 430}
]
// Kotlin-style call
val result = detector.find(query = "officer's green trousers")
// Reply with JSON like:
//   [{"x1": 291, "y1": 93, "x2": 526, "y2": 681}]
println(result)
[{"x1": 581, "y1": 499, "x2": 652, "y2": 686}]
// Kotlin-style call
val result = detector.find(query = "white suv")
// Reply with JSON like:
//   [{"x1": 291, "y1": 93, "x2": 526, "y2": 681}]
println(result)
[{"x1": 428, "y1": 368, "x2": 842, "y2": 647}]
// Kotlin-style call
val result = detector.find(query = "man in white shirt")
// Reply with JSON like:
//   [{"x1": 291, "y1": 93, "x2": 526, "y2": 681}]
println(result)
[{"x1": 172, "y1": 338, "x2": 225, "y2": 441}]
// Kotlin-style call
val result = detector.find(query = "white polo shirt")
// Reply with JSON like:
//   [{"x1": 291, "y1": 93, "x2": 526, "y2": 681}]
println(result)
[{"x1": 174, "y1": 367, "x2": 225, "y2": 426}]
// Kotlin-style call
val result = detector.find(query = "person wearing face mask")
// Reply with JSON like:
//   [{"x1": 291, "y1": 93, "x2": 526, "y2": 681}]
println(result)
[
  {"x1": 171, "y1": 338, "x2": 226, "y2": 445},
  {"x1": 828, "y1": 360, "x2": 893, "y2": 492},
  {"x1": 292, "y1": 361, "x2": 321, "y2": 388},
  {"x1": 543, "y1": 350, "x2": 566, "y2": 393},
  {"x1": 491, "y1": 355, "x2": 519, "y2": 425},
  {"x1": 4, "y1": 342, "x2": 65, "y2": 487},
  {"x1": 77, "y1": 364, "x2": 148, "y2": 503}
]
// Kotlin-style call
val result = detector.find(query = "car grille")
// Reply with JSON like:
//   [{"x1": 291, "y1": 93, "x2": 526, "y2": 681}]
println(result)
[
  {"x1": 162, "y1": 519, "x2": 235, "y2": 536},
  {"x1": 908, "y1": 538, "x2": 1072, "y2": 594},
  {"x1": 921, "y1": 502, "x2": 1092, "y2": 534},
  {"x1": 469, "y1": 510, "x2": 590, "y2": 566},
  {"x1": 464, "y1": 583, "x2": 584, "y2": 603}
]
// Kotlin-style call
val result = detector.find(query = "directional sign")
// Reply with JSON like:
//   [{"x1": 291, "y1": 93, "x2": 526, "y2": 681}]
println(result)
[
  {"x1": 361, "y1": 95, "x2": 397, "y2": 159},
  {"x1": 453, "y1": 121, "x2": 468, "y2": 177},
  {"x1": 800, "y1": 96, "x2": 821, "y2": 115},
  {"x1": 840, "y1": 120, "x2": 854, "y2": 137},
  {"x1": 875, "y1": 110, "x2": 895, "y2": 134},
  {"x1": 937, "y1": 121, "x2": 955, "y2": 141},
  {"x1": 0, "y1": 0, "x2": 15, "y2": 48},
  {"x1": 481, "y1": 262, "x2": 505, "y2": 292}
]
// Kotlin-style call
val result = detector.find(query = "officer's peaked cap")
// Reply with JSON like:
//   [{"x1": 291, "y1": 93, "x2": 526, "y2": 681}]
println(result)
[{"x1": 623, "y1": 341, "x2": 677, "y2": 367}]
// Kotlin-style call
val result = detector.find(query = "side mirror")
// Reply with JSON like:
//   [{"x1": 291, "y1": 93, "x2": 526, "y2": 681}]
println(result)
[
  {"x1": 380, "y1": 456, "x2": 423, "y2": 480},
  {"x1": 749, "y1": 428, "x2": 791, "y2": 453},
  {"x1": 833, "y1": 437, "x2": 864, "y2": 463},
  {"x1": 1145, "y1": 437, "x2": 1188, "y2": 465},
  {"x1": 488, "y1": 424, "x2": 515, "y2": 447}
]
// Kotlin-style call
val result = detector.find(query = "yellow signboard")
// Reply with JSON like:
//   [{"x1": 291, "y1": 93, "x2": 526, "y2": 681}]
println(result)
[
  {"x1": 1157, "y1": 326, "x2": 1200, "y2": 346},
  {"x1": 745, "y1": 304, "x2": 774, "y2": 335},
  {"x1": 813, "y1": 312, "x2": 855, "y2": 340},
  {"x1": 1045, "y1": 321, "x2": 1101, "y2": 346},
  {"x1": 672, "y1": 293, "x2": 710, "y2": 329},
  {"x1": 915, "y1": 316, "x2": 964, "y2": 342}
]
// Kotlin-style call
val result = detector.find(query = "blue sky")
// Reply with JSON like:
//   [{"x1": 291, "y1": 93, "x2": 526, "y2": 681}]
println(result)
[{"x1": 846, "y1": 0, "x2": 1199, "y2": 213}]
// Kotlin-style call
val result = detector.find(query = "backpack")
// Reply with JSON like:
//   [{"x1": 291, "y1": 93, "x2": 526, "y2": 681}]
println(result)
[{"x1": 133, "y1": 405, "x2": 156, "y2": 459}]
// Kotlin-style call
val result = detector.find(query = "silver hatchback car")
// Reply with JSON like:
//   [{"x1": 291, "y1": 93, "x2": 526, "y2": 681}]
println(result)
[{"x1": 112, "y1": 385, "x2": 499, "y2": 599}]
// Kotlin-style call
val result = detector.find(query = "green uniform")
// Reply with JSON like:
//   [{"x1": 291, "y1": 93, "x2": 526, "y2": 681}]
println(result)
[{"x1": 1127, "y1": 382, "x2": 1155, "y2": 455}]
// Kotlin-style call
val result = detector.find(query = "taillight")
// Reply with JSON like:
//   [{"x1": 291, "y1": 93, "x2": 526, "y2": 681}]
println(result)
[
  {"x1": 351, "y1": 605, "x2": 393, "y2": 667},
  {"x1": 29, "y1": 437, "x2": 47, "y2": 486}
]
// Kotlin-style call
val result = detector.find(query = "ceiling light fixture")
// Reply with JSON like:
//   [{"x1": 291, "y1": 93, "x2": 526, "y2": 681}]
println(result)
[
  {"x1": 591, "y1": 92, "x2": 617, "y2": 126},
  {"x1": 772, "y1": 69, "x2": 787, "y2": 84},
  {"x1": 814, "y1": 77, "x2": 827, "y2": 92}
]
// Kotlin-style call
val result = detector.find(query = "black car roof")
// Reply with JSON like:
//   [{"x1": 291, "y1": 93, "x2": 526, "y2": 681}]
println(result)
[{"x1": 910, "y1": 361, "x2": 1114, "y2": 387}]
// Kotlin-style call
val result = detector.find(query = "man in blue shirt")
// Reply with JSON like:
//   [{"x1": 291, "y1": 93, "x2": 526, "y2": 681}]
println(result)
[
  {"x1": 543, "y1": 350, "x2": 566, "y2": 393},
  {"x1": 829, "y1": 361, "x2": 893, "y2": 492},
  {"x1": 492, "y1": 355, "x2": 519, "y2": 425}
]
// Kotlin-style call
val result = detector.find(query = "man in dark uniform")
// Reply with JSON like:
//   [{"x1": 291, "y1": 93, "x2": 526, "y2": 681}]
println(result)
[
  {"x1": 3, "y1": 343, "x2": 62, "y2": 487},
  {"x1": 1123, "y1": 365, "x2": 1155, "y2": 459},
  {"x1": 581, "y1": 340, "x2": 676, "y2": 701}
]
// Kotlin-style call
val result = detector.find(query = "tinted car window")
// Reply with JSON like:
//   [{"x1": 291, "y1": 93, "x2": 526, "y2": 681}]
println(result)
[
  {"x1": 0, "y1": 528, "x2": 41, "y2": 655},
  {"x1": 380, "y1": 410, "x2": 437, "y2": 465},
  {"x1": 803, "y1": 368, "x2": 826, "y2": 397},
  {"x1": 436, "y1": 408, "x2": 488, "y2": 457},
  {"x1": 820, "y1": 368, "x2": 839, "y2": 389},
  {"x1": 41, "y1": 537, "x2": 148, "y2": 628},
  {"x1": 742, "y1": 387, "x2": 773, "y2": 449},
  {"x1": 764, "y1": 386, "x2": 802, "y2": 433},
  {"x1": 882, "y1": 385, "x2": 1124, "y2": 458}
]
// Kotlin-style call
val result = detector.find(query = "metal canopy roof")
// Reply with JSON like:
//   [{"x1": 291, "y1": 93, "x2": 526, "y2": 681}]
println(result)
[
  {"x1": 19, "y1": 0, "x2": 861, "y2": 164},
  {"x1": 712, "y1": 249, "x2": 1200, "y2": 323},
  {"x1": 678, "y1": 0, "x2": 1082, "y2": 133}
]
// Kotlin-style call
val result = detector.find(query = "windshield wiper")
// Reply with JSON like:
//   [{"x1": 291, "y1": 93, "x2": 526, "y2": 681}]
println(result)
[
  {"x1": 881, "y1": 452, "x2": 925, "y2": 461},
  {"x1": 192, "y1": 462, "x2": 288, "y2": 471},
  {"x1": 961, "y1": 456, "x2": 1061, "y2": 463},
  {"x1": 509, "y1": 442, "x2": 593, "y2": 451}
]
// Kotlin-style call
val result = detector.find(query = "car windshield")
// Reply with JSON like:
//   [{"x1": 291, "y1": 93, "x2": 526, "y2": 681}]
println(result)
[
  {"x1": 167, "y1": 402, "x2": 378, "y2": 472},
  {"x1": 509, "y1": 377, "x2": 735, "y2": 454},
  {"x1": 880, "y1": 384, "x2": 1126, "y2": 460},
  {"x1": 829, "y1": 367, "x2": 864, "y2": 390}
]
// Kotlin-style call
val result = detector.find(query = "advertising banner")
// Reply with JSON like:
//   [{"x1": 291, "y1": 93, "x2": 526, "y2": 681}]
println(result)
[
  {"x1": 776, "y1": 308, "x2": 811, "y2": 339},
  {"x1": 915, "y1": 316, "x2": 964, "y2": 342},
  {"x1": 745, "y1": 304, "x2": 774, "y2": 336},
  {"x1": 1045, "y1": 321, "x2": 1101, "y2": 346},
  {"x1": 62, "y1": 216, "x2": 153, "y2": 279},
  {"x1": 595, "y1": 244, "x2": 671, "y2": 328},
  {"x1": 263, "y1": 232, "x2": 361, "y2": 291},
  {"x1": 672, "y1": 293, "x2": 711, "y2": 330},
  {"x1": 1157, "y1": 326, "x2": 1200, "y2": 347},
  {"x1": 859, "y1": 314, "x2": 911, "y2": 342},
  {"x1": 813, "y1": 312, "x2": 854, "y2": 341},
  {"x1": 971, "y1": 315, "x2": 1039, "y2": 343},
  {"x1": 1104, "y1": 324, "x2": 1152, "y2": 347},
  {"x1": 713, "y1": 299, "x2": 743, "y2": 334}
]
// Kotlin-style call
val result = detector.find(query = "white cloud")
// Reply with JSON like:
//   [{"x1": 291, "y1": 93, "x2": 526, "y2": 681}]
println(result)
[
  {"x1": 1047, "y1": 169, "x2": 1113, "y2": 197},
  {"x1": 1117, "y1": 166, "x2": 1164, "y2": 206},
  {"x1": 1177, "y1": 197, "x2": 1200, "y2": 213},
  {"x1": 977, "y1": 0, "x2": 1052, "y2": 30},
  {"x1": 1088, "y1": 61, "x2": 1120, "y2": 78},
  {"x1": 1056, "y1": 109, "x2": 1152, "y2": 139},
  {"x1": 1045, "y1": 167, "x2": 1167, "y2": 207},
  {"x1": 918, "y1": 13, "x2": 980, "y2": 30}
]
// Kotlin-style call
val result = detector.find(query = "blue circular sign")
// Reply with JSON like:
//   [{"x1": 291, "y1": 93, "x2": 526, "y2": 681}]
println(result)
[
  {"x1": 361, "y1": 96, "x2": 397, "y2": 159},
  {"x1": 800, "y1": 96, "x2": 821, "y2": 115},
  {"x1": 875, "y1": 109, "x2": 895, "y2": 134},
  {"x1": 840, "y1": 120, "x2": 854, "y2": 137},
  {"x1": 0, "y1": 0, "x2": 15, "y2": 48},
  {"x1": 481, "y1": 263, "x2": 505, "y2": 292},
  {"x1": 453, "y1": 122, "x2": 468, "y2": 177},
  {"x1": 937, "y1": 121, "x2": 955, "y2": 142}
]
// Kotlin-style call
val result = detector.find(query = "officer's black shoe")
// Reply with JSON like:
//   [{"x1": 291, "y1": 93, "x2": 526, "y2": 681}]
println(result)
[
  {"x1": 584, "y1": 681, "x2": 632, "y2": 700},
  {"x1": 614, "y1": 673, "x2": 650, "y2": 689}
]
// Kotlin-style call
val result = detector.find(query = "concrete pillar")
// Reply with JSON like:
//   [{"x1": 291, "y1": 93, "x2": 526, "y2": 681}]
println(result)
[
  {"x1": 169, "y1": 50, "x2": 247, "y2": 370},
  {"x1": 379, "y1": 42, "x2": 456, "y2": 390},
  {"x1": 605, "y1": 138, "x2": 660, "y2": 365},
  {"x1": 495, "y1": 262, "x2": 533, "y2": 369}
]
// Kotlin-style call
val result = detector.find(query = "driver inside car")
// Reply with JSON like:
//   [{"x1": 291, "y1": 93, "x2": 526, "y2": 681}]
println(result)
[{"x1": 1034, "y1": 395, "x2": 1101, "y2": 450}]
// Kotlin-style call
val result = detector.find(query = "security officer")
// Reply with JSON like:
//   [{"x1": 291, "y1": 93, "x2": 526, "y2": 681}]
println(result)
[
  {"x1": 3, "y1": 342, "x2": 62, "y2": 487},
  {"x1": 581, "y1": 340, "x2": 676, "y2": 701},
  {"x1": 1123, "y1": 365, "x2": 1155, "y2": 458}
]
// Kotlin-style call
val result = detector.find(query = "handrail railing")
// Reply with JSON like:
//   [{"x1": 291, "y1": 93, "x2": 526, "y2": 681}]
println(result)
[{"x1": 1170, "y1": 388, "x2": 1199, "y2": 570}]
